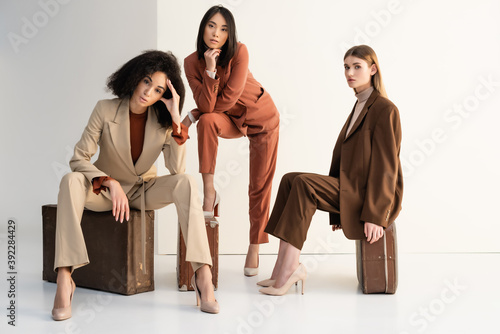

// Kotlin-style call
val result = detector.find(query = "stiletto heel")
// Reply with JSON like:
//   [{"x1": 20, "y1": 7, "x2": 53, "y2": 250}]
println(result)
[
  {"x1": 203, "y1": 192, "x2": 220, "y2": 219},
  {"x1": 213, "y1": 193, "x2": 220, "y2": 217},
  {"x1": 259, "y1": 263, "x2": 307, "y2": 296},
  {"x1": 195, "y1": 287, "x2": 200, "y2": 306},
  {"x1": 191, "y1": 275, "x2": 219, "y2": 314},
  {"x1": 52, "y1": 279, "x2": 76, "y2": 321}
]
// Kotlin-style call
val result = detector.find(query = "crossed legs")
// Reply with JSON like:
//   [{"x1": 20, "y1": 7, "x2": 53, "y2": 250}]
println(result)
[{"x1": 264, "y1": 172, "x2": 340, "y2": 288}]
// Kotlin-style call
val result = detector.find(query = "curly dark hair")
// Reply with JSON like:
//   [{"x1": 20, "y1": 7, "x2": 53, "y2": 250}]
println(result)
[{"x1": 106, "y1": 50, "x2": 185, "y2": 128}]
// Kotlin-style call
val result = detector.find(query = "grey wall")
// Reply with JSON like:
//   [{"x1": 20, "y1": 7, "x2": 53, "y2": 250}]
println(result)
[{"x1": 0, "y1": 0, "x2": 157, "y2": 266}]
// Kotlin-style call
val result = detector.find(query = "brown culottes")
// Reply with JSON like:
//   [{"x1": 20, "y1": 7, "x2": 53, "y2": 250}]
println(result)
[{"x1": 264, "y1": 172, "x2": 340, "y2": 250}]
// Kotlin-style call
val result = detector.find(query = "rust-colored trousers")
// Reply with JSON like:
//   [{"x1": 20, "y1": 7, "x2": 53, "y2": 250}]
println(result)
[
  {"x1": 197, "y1": 112, "x2": 279, "y2": 244},
  {"x1": 264, "y1": 172, "x2": 340, "y2": 250}
]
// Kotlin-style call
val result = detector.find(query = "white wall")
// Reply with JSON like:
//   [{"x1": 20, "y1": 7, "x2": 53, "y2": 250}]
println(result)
[
  {"x1": 0, "y1": 0, "x2": 157, "y2": 265},
  {"x1": 157, "y1": 0, "x2": 500, "y2": 254}
]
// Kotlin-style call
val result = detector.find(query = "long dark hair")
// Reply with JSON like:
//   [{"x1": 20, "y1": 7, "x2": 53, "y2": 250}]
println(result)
[
  {"x1": 196, "y1": 5, "x2": 238, "y2": 67},
  {"x1": 106, "y1": 50, "x2": 185, "y2": 128}
]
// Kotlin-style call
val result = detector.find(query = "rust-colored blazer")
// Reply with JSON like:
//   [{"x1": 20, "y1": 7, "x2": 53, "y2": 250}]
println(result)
[
  {"x1": 184, "y1": 43, "x2": 279, "y2": 136},
  {"x1": 329, "y1": 90, "x2": 403, "y2": 240}
]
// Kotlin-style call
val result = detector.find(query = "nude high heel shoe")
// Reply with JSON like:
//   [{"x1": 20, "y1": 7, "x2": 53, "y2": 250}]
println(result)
[
  {"x1": 203, "y1": 191, "x2": 220, "y2": 219},
  {"x1": 191, "y1": 275, "x2": 219, "y2": 314},
  {"x1": 257, "y1": 278, "x2": 297, "y2": 287},
  {"x1": 256, "y1": 278, "x2": 276, "y2": 287},
  {"x1": 244, "y1": 255, "x2": 259, "y2": 277},
  {"x1": 259, "y1": 263, "x2": 307, "y2": 296},
  {"x1": 244, "y1": 246, "x2": 259, "y2": 277},
  {"x1": 52, "y1": 279, "x2": 76, "y2": 321}
]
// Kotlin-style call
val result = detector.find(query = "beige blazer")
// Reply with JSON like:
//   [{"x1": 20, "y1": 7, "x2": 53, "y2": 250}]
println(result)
[
  {"x1": 69, "y1": 97, "x2": 185, "y2": 200},
  {"x1": 329, "y1": 90, "x2": 403, "y2": 240}
]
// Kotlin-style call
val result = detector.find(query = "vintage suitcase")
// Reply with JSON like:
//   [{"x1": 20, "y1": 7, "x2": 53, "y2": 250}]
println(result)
[
  {"x1": 42, "y1": 204, "x2": 155, "y2": 295},
  {"x1": 356, "y1": 223, "x2": 398, "y2": 294},
  {"x1": 177, "y1": 218, "x2": 218, "y2": 291}
]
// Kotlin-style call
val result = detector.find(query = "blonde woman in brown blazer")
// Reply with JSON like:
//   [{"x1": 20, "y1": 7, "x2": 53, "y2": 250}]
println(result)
[
  {"x1": 182, "y1": 5, "x2": 280, "y2": 276},
  {"x1": 52, "y1": 51, "x2": 219, "y2": 320},
  {"x1": 259, "y1": 45, "x2": 403, "y2": 296}
]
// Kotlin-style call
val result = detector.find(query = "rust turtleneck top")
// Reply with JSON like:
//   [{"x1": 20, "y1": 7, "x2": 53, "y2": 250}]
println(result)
[{"x1": 92, "y1": 111, "x2": 188, "y2": 194}]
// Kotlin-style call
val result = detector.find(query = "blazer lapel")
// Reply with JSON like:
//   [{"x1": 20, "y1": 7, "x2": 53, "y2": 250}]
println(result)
[
  {"x1": 108, "y1": 98, "x2": 136, "y2": 175},
  {"x1": 344, "y1": 90, "x2": 380, "y2": 141},
  {"x1": 134, "y1": 106, "x2": 167, "y2": 175},
  {"x1": 339, "y1": 105, "x2": 355, "y2": 141}
]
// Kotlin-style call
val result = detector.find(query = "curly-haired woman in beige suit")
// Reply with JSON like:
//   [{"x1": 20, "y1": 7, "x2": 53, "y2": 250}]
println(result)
[{"x1": 52, "y1": 51, "x2": 219, "y2": 320}]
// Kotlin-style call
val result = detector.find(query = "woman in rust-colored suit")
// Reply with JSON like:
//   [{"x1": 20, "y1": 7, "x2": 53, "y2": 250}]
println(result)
[
  {"x1": 258, "y1": 45, "x2": 403, "y2": 296},
  {"x1": 182, "y1": 5, "x2": 280, "y2": 276}
]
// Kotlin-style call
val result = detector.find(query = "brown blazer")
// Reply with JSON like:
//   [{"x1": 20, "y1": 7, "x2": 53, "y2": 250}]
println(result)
[
  {"x1": 69, "y1": 98, "x2": 185, "y2": 201},
  {"x1": 184, "y1": 43, "x2": 279, "y2": 136},
  {"x1": 329, "y1": 90, "x2": 403, "y2": 240}
]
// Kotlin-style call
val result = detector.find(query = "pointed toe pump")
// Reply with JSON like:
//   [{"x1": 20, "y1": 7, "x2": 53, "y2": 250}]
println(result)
[
  {"x1": 203, "y1": 192, "x2": 220, "y2": 219},
  {"x1": 259, "y1": 263, "x2": 307, "y2": 296},
  {"x1": 244, "y1": 247, "x2": 259, "y2": 277},
  {"x1": 52, "y1": 279, "x2": 76, "y2": 321},
  {"x1": 191, "y1": 275, "x2": 219, "y2": 314},
  {"x1": 256, "y1": 278, "x2": 276, "y2": 287},
  {"x1": 244, "y1": 267, "x2": 259, "y2": 277}
]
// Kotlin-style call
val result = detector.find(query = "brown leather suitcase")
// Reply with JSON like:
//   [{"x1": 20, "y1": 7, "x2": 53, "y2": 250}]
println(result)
[
  {"x1": 177, "y1": 218, "x2": 218, "y2": 291},
  {"x1": 356, "y1": 223, "x2": 398, "y2": 294},
  {"x1": 42, "y1": 204, "x2": 155, "y2": 295}
]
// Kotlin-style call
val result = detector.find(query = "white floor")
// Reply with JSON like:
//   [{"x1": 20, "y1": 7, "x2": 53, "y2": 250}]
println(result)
[{"x1": 2, "y1": 252, "x2": 498, "y2": 334}]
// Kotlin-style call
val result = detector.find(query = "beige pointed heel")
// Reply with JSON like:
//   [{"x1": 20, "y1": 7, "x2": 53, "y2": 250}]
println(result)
[
  {"x1": 191, "y1": 275, "x2": 219, "y2": 314},
  {"x1": 256, "y1": 278, "x2": 276, "y2": 287},
  {"x1": 244, "y1": 267, "x2": 259, "y2": 277},
  {"x1": 203, "y1": 192, "x2": 220, "y2": 219},
  {"x1": 259, "y1": 263, "x2": 307, "y2": 296},
  {"x1": 52, "y1": 279, "x2": 76, "y2": 321}
]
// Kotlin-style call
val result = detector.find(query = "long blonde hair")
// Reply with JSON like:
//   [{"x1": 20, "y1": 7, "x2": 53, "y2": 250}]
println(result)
[{"x1": 344, "y1": 45, "x2": 387, "y2": 98}]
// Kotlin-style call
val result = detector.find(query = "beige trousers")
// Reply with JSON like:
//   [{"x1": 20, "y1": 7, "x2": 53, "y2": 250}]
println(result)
[{"x1": 54, "y1": 172, "x2": 212, "y2": 273}]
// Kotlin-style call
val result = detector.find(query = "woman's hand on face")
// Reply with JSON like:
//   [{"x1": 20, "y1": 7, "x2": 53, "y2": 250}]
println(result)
[
  {"x1": 105, "y1": 179, "x2": 129, "y2": 223},
  {"x1": 204, "y1": 48, "x2": 221, "y2": 72},
  {"x1": 364, "y1": 222, "x2": 384, "y2": 244},
  {"x1": 161, "y1": 79, "x2": 181, "y2": 133}
]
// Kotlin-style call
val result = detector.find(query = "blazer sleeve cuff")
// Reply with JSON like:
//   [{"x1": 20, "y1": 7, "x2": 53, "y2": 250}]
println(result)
[
  {"x1": 92, "y1": 176, "x2": 114, "y2": 195},
  {"x1": 172, "y1": 123, "x2": 189, "y2": 145}
]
